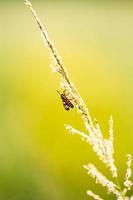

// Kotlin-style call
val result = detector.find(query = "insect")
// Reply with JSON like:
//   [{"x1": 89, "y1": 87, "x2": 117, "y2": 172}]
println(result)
[{"x1": 57, "y1": 90, "x2": 74, "y2": 111}]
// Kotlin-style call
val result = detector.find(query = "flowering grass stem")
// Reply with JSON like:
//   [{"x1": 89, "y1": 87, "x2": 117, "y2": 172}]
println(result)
[{"x1": 25, "y1": 1, "x2": 133, "y2": 199}]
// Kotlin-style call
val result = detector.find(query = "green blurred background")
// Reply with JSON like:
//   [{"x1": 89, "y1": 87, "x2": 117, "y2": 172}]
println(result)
[{"x1": 0, "y1": 0, "x2": 133, "y2": 199}]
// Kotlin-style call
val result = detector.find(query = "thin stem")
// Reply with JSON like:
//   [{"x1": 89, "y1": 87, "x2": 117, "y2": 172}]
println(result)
[{"x1": 25, "y1": 0, "x2": 93, "y2": 126}]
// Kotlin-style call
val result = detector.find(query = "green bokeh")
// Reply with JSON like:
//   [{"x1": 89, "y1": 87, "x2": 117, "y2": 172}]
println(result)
[{"x1": 0, "y1": 1, "x2": 133, "y2": 199}]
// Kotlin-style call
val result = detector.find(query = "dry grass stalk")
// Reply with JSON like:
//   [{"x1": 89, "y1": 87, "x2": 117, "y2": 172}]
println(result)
[{"x1": 25, "y1": 1, "x2": 133, "y2": 199}]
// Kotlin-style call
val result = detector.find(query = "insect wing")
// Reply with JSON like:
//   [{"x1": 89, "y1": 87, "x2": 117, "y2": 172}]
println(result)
[
  {"x1": 68, "y1": 101, "x2": 74, "y2": 108},
  {"x1": 63, "y1": 103, "x2": 69, "y2": 110},
  {"x1": 59, "y1": 92, "x2": 74, "y2": 110}
]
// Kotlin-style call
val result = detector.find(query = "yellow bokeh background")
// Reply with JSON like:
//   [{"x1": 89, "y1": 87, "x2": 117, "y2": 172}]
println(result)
[{"x1": 0, "y1": 1, "x2": 133, "y2": 199}]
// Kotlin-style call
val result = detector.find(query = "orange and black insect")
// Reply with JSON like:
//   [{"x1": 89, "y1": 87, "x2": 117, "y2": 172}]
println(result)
[{"x1": 57, "y1": 90, "x2": 74, "y2": 111}]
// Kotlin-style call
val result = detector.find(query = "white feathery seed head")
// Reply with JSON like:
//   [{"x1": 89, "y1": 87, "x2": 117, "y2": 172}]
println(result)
[
  {"x1": 87, "y1": 190, "x2": 104, "y2": 200},
  {"x1": 123, "y1": 154, "x2": 133, "y2": 193},
  {"x1": 25, "y1": 1, "x2": 133, "y2": 199},
  {"x1": 25, "y1": 0, "x2": 31, "y2": 7},
  {"x1": 84, "y1": 164, "x2": 122, "y2": 198}
]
